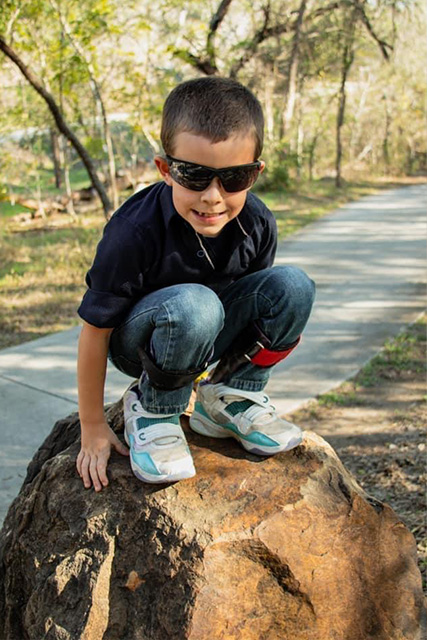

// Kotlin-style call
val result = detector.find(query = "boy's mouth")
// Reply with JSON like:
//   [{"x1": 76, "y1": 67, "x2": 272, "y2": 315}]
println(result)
[{"x1": 192, "y1": 209, "x2": 226, "y2": 219}]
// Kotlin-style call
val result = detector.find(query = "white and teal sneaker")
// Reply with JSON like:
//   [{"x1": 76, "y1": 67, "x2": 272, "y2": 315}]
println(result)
[
  {"x1": 123, "y1": 384, "x2": 196, "y2": 483},
  {"x1": 189, "y1": 382, "x2": 303, "y2": 456}
]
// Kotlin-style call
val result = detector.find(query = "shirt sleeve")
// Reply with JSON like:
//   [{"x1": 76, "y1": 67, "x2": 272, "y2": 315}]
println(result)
[{"x1": 77, "y1": 215, "x2": 149, "y2": 328}]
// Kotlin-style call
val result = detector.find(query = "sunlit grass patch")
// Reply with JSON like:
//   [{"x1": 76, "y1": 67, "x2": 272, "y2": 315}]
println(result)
[
  {"x1": 356, "y1": 317, "x2": 426, "y2": 387},
  {"x1": 317, "y1": 382, "x2": 361, "y2": 407},
  {"x1": 315, "y1": 316, "x2": 426, "y2": 408}
]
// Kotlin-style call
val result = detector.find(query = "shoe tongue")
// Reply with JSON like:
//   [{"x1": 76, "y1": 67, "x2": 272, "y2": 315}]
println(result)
[
  {"x1": 223, "y1": 395, "x2": 274, "y2": 423},
  {"x1": 223, "y1": 397, "x2": 253, "y2": 416},
  {"x1": 136, "y1": 415, "x2": 179, "y2": 428}
]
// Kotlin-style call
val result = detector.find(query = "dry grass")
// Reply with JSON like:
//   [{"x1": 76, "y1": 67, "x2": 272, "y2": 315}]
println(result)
[
  {"x1": 0, "y1": 176, "x2": 425, "y2": 350},
  {"x1": 0, "y1": 214, "x2": 103, "y2": 349}
]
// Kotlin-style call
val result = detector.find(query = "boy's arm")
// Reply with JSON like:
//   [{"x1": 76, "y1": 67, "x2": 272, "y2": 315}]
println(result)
[{"x1": 76, "y1": 321, "x2": 129, "y2": 491}]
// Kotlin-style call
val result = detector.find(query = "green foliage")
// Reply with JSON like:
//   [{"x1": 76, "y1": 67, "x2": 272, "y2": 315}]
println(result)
[
  {"x1": 0, "y1": 0, "x2": 425, "y2": 211},
  {"x1": 257, "y1": 149, "x2": 296, "y2": 191},
  {"x1": 318, "y1": 387, "x2": 359, "y2": 407},
  {"x1": 0, "y1": 0, "x2": 16, "y2": 34},
  {"x1": 83, "y1": 136, "x2": 106, "y2": 159}
]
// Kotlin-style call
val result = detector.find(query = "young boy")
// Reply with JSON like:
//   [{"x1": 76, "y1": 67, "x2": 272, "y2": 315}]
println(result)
[{"x1": 76, "y1": 77, "x2": 315, "y2": 491}]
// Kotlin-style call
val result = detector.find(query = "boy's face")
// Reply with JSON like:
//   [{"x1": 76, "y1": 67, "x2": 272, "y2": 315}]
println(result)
[{"x1": 155, "y1": 132, "x2": 264, "y2": 238}]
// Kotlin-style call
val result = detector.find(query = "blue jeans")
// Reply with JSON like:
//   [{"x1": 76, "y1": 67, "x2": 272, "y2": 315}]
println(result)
[{"x1": 109, "y1": 266, "x2": 315, "y2": 414}]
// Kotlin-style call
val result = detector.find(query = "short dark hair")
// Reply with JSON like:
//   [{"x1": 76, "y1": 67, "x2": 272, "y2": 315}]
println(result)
[{"x1": 161, "y1": 77, "x2": 264, "y2": 160}]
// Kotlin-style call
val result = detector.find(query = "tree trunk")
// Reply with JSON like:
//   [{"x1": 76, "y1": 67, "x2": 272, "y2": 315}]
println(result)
[
  {"x1": 60, "y1": 137, "x2": 76, "y2": 217},
  {"x1": 382, "y1": 94, "x2": 391, "y2": 173},
  {"x1": 335, "y1": 24, "x2": 355, "y2": 188},
  {"x1": 296, "y1": 121, "x2": 304, "y2": 178},
  {"x1": 263, "y1": 62, "x2": 276, "y2": 143},
  {"x1": 51, "y1": 0, "x2": 119, "y2": 209},
  {"x1": 280, "y1": 0, "x2": 308, "y2": 138},
  {"x1": 348, "y1": 71, "x2": 370, "y2": 163},
  {"x1": 0, "y1": 35, "x2": 113, "y2": 219},
  {"x1": 308, "y1": 134, "x2": 319, "y2": 181},
  {"x1": 50, "y1": 127, "x2": 62, "y2": 189},
  {"x1": 35, "y1": 172, "x2": 46, "y2": 219}
]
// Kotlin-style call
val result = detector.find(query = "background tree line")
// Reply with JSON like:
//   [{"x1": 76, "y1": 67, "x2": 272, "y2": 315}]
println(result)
[{"x1": 0, "y1": 0, "x2": 425, "y2": 218}]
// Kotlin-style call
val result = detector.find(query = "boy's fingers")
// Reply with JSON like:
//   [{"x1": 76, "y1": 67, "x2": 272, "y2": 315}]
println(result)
[
  {"x1": 76, "y1": 450, "x2": 83, "y2": 476},
  {"x1": 97, "y1": 455, "x2": 109, "y2": 487},
  {"x1": 89, "y1": 456, "x2": 102, "y2": 492},
  {"x1": 114, "y1": 440, "x2": 130, "y2": 456},
  {"x1": 80, "y1": 454, "x2": 92, "y2": 489}
]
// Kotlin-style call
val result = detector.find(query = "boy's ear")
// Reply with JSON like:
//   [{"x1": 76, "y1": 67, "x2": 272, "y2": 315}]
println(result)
[
  {"x1": 154, "y1": 156, "x2": 173, "y2": 186},
  {"x1": 259, "y1": 160, "x2": 266, "y2": 174}
]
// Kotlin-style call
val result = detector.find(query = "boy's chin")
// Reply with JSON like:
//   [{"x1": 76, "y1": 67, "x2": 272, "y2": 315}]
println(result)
[
  {"x1": 186, "y1": 211, "x2": 230, "y2": 237},
  {"x1": 193, "y1": 224, "x2": 223, "y2": 238}
]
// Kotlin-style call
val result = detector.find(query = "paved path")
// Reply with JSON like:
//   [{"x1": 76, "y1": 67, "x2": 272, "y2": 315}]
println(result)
[{"x1": 0, "y1": 183, "x2": 425, "y2": 524}]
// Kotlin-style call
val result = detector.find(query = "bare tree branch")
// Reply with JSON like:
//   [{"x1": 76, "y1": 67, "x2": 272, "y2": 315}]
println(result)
[
  {"x1": 172, "y1": 0, "x2": 234, "y2": 75},
  {"x1": 230, "y1": 2, "x2": 281, "y2": 78},
  {"x1": 310, "y1": 2, "x2": 341, "y2": 19},
  {"x1": 207, "y1": 0, "x2": 234, "y2": 63},
  {"x1": 0, "y1": 35, "x2": 112, "y2": 217},
  {"x1": 209, "y1": 0, "x2": 234, "y2": 33},
  {"x1": 353, "y1": 0, "x2": 392, "y2": 60},
  {"x1": 173, "y1": 0, "x2": 392, "y2": 81},
  {"x1": 172, "y1": 48, "x2": 218, "y2": 75}
]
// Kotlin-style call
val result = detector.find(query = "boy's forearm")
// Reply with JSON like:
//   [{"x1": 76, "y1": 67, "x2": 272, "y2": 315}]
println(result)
[{"x1": 77, "y1": 323, "x2": 114, "y2": 425}]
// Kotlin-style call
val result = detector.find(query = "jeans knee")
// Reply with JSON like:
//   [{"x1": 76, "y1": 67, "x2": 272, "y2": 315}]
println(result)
[
  {"x1": 276, "y1": 266, "x2": 315, "y2": 305},
  {"x1": 266, "y1": 266, "x2": 316, "y2": 329},
  {"x1": 161, "y1": 284, "x2": 224, "y2": 338}
]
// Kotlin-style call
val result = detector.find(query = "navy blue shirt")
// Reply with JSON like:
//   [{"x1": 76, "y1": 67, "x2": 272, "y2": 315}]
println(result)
[{"x1": 78, "y1": 181, "x2": 277, "y2": 328}]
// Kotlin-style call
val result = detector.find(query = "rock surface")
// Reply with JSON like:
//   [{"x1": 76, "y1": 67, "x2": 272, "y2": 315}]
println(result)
[{"x1": 0, "y1": 400, "x2": 425, "y2": 640}]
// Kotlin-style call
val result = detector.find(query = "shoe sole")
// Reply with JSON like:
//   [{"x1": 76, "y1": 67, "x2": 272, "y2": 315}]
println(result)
[
  {"x1": 124, "y1": 427, "x2": 196, "y2": 483},
  {"x1": 189, "y1": 410, "x2": 303, "y2": 456}
]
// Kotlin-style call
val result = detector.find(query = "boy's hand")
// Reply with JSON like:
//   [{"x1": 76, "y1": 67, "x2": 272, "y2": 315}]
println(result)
[{"x1": 76, "y1": 421, "x2": 129, "y2": 492}]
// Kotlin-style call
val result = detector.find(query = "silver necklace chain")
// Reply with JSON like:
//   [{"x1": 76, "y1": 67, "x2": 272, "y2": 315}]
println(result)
[{"x1": 195, "y1": 232, "x2": 215, "y2": 269}]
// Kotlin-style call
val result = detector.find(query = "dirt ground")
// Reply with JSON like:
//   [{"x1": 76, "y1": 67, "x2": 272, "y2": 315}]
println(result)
[{"x1": 289, "y1": 319, "x2": 426, "y2": 594}]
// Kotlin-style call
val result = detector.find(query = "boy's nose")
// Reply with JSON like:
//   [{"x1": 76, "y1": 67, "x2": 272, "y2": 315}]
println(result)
[{"x1": 200, "y1": 177, "x2": 224, "y2": 204}]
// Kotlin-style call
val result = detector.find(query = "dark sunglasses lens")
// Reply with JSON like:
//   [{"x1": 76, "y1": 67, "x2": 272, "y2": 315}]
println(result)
[
  {"x1": 169, "y1": 164, "x2": 212, "y2": 191},
  {"x1": 168, "y1": 159, "x2": 260, "y2": 192},
  {"x1": 220, "y1": 166, "x2": 260, "y2": 192}
]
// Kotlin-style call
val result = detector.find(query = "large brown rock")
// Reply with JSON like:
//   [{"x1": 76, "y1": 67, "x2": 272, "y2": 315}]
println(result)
[{"x1": 0, "y1": 400, "x2": 425, "y2": 640}]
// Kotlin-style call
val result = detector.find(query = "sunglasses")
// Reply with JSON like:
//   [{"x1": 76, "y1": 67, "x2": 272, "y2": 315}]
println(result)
[{"x1": 166, "y1": 155, "x2": 262, "y2": 193}]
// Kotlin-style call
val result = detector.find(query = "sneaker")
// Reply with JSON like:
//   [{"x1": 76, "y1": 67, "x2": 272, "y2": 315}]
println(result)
[
  {"x1": 123, "y1": 384, "x2": 196, "y2": 483},
  {"x1": 189, "y1": 382, "x2": 303, "y2": 456}
]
